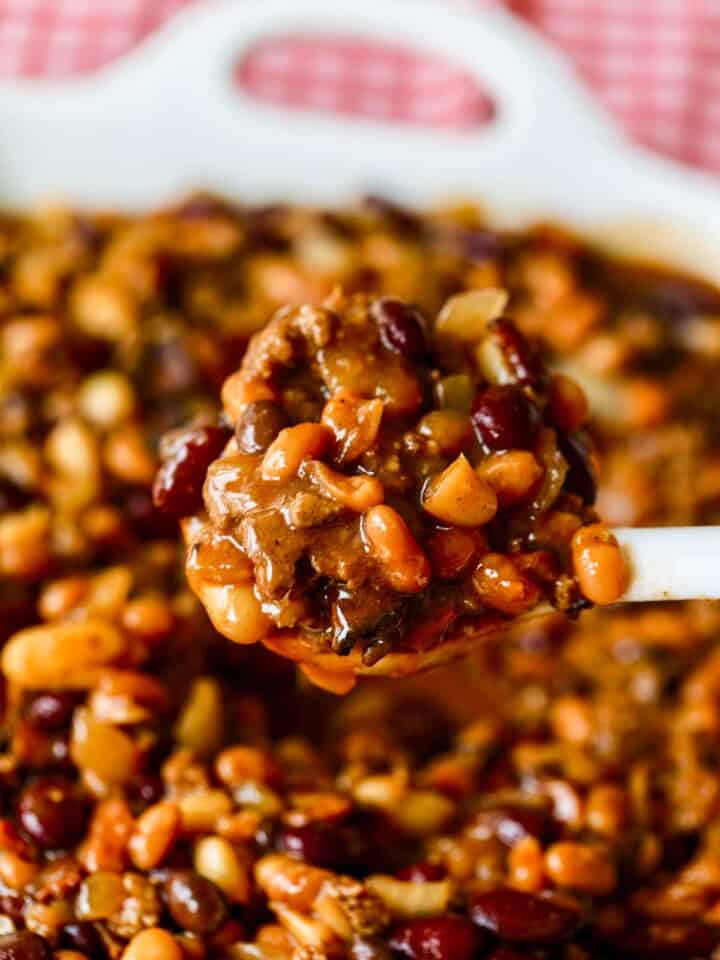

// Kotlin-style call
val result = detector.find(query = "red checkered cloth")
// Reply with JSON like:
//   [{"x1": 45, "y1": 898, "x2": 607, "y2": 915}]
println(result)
[{"x1": 0, "y1": 0, "x2": 719, "y2": 173}]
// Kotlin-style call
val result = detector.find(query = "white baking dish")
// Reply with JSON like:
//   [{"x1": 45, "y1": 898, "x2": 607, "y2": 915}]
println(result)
[{"x1": 1, "y1": 0, "x2": 719, "y2": 278}]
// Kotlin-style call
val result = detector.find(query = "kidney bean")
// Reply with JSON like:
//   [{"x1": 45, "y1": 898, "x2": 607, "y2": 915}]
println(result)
[
  {"x1": 277, "y1": 822, "x2": 346, "y2": 869},
  {"x1": 163, "y1": 870, "x2": 227, "y2": 933},
  {"x1": 153, "y1": 423, "x2": 232, "y2": 518},
  {"x1": 472, "y1": 385, "x2": 540, "y2": 452},
  {"x1": 389, "y1": 916, "x2": 487, "y2": 960},
  {"x1": 469, "y1": 807, "x2": 552, "y2": 847},
  {"x1": 372, "y1": 298, "x2": 427, "y2": 360},
  {"x1": 396, "y1": 861, "x2": 447, "y2": 882},
  {"x1": 0, "y1": 478, "x2": 31, "y2": 513},
  {"x1": 25, "y1": 691, "x2": 78, "y2": 731},
  {"x1": 470, "y1": 889, "x2": 580, "y2": 944},
  {"x1": 16, "y1": 774, "x2": 89, "y2": 850},
  {"x1": 60, "y1": 922, "x2": 107, "y2": 960},
  {"x1": 488, "y1": 320, "x2": 544, "y2": 386},
  {"x1": 128, "y1": 773, "x2": 165, "y2": 812}
]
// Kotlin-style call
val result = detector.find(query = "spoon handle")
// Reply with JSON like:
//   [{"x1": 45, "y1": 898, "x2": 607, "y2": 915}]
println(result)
[{"x1": 614, "y1": 527, "x2": 720, "y2": 602}]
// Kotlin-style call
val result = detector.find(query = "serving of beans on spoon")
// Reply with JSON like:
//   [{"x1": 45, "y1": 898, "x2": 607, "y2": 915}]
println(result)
[{"x1": 154, "y1": 287, "x2": 718, "y2": 692}]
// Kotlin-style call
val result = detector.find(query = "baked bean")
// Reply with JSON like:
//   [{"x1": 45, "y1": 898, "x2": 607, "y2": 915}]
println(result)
[
  {"x1": 476, "y1": 450, "x2": 543, "y2": 506},
  {"x1": 221, "y1": 372, "x2": 278, "y2": 423},
  {"x1": 571, "y1": 523, "x2": 629, "y2": 605},
  {"x1": 215, "y1": 746, "x2": 282, "y2": 788},
  {"x1": 426, "y1": 528, "x2": 486, "y2": 580},
  {"x1": 548, "y1": 374, "x2": 589, "y2": 431},
  {"x1": 363, "y1": 506, "x2": 430, "y2": 594},
  {"x1": 422, "y1": 455, "x2": 497, "y2": 528},
  {"x1": 305, "y1": 461, "x2": 384, "y2": 513},
  {"x1": 507, "y1": 836, "x2": 545, "y2": 893},
  {"x1": 78, "y1": 370, "x2": 136, "y2": 430},
  {"x1": 585, "y1": 785, "x2": 628, "y2": 838},
  {"x1": 321, "y1": 390, "x2": 384, "y2": 463},
  {"x1": 416, "y1": 411, "x2": 472, "y2": 456},
  {"x1": 261, "y1": 423, "x2": 333, "y2": 482},
  {"x1": 128, "y1": 802, "x2": 180, "y2": 871},
  {"x1": 2, "y1": 620, "x2": 129, "y2": 690},
  {"x1": 193, "y1": 836, "x2": 250, "y2": 903},
  {"x1": 194, "y1": 581, "x2": 271, "y2": 647},
  {"x1": 544, "y1": 842, "x2": 617, "y2": 895},
  {"x1": 70, "y1": 708, "x2": 138, "y2": 786},
  {"x1": 121, "y1": 929, "x2": 182, "y2": 960},
  {"x1": 254, "y1": 854, "x2": 331, "y2": 911},
  {"x1": 472, "y1": 554, "x2": 542, "y2": 616}
]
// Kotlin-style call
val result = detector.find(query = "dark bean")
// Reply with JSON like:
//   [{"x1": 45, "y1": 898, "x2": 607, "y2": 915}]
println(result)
[
  {"x1": 615, "y1": 923, "x2": 720, "y2": 959},
  {"x1": 0, "y1": 478, "x2": 31, "y2": 513},
  {"x1": 0, "y1": 590, "x2": 36, "y2": 646},
  {"x1": 163, "y1": 870, "x2": 227, "y2": 933},
  {"x1": 235, "y1": 401, "x2": 289, "y2": 454},
  {"x1": 123, "y1": 489, "x2": 178, "y2": 539},
  {"x1": 396, "y1": 861, "x2": 447, "y2": 882},
  {"x1": 0, "y1": 933, "x2": 52, "y2": 960},
  {"x1": 16, "y1": 775, "x2": 89, "y2": 850},
  {"x1": 472, "y1": 385, "x2": 540, "y2": 451},
  {"x1": 488, "y1": 320, "x2": 544, "y2": 387},
  {"x1": 66, "y1": 335, "x2": 113, "y2": 373},
  {"x1": 389, "y1": 916, "x2": 487, "y2": 960},
  {"x1": 342, "y1": 809, "x2": 417, "y2": 874},
  {"x1": 559, "y1": 430, "x2": 597, "y2": 505},
  {"x1": 468, "y1": 807, "x2": 551, "y2": 847},
  {"x1": 372, "y1": 298, "x2": 427, "y2": 360},
  {"x1": 25, "y1": 692, "x2": 78, "y2": 731},
  {"x1": 153, "y1": 423, "x2": 232, "y2": 518},
  {"x1": 349, "y1": 936, "x2": 393, "y2": 960},
  {"x1": 60, "y1": 923, "x2": 107, "y2": 960},
  {"x1": 128, "y1": 773, "x2": 165, "y2": 811},
  {"x1": 277, "y1": 822, "x2": 345, "y2": 868},
  {"x1": 470, "y1": 889, "x2": 579, "y2": 944}
]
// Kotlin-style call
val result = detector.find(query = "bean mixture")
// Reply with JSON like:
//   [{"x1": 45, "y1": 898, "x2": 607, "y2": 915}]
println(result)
[
  {"x1": 176, "y1": 289, "x2": 627, "y2": 687},
  {"x1": 2, "y1": 195, "x2": 720, "y2": 960}
]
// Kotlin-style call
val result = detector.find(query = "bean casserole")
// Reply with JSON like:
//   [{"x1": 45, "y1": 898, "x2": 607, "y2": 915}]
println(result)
[{"x1": 1, "y1": 196, "x2": 720, "y2": 960}]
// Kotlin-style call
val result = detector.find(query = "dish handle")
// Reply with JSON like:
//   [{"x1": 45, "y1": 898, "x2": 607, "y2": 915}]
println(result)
[{"x1": 0, "y1": 0, "x2": 718, "y2": 254}]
